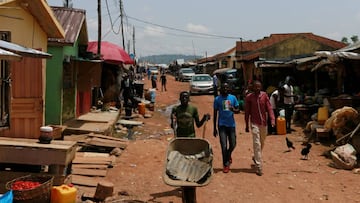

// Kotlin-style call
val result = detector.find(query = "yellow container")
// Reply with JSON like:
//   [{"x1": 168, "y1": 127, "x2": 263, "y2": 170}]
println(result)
[
  {"x1": 138, "y1": 102, "x2": 146, "y2": 116},
  {"x1": 317, "y1": 106, "x2": 328, "y2": 125},
  {"x1": 276, "y1": 117, "x2": 286, "y2": 135},
  {"x1": 51, "y1": 184, "x2": 77, "y2": 203}
]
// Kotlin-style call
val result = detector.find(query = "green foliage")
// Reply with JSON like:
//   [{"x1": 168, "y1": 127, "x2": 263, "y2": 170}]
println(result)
[
  {"x1": 138, "y1": 54, "x2": 202, "y2": 65},
  {"x1": 350, "y1": 35, "x2": 359, "y2": 43},
  {"x1": 341, "y1": 37, "x2": 349, "y2": 44},
  {"x1": 341, "y1": 35, "x2": 358, "y2": 44}
]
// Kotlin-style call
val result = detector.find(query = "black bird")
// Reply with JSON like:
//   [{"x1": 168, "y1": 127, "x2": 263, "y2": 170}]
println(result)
[
  {"x1": 301, "y1": 143, "x2": 312, "y2": 160},
  {"x1": 286, "y1": 137, "x2": 295, "y2": 151}
]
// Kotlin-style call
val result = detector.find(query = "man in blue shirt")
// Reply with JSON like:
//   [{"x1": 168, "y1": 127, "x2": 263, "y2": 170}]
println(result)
[{"x1": 213, "y1": 83, "x2": 239, "y2": 173}]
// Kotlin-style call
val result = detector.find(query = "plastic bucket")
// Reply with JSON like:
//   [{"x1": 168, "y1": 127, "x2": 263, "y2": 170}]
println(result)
[
  {"x1": 149, "y1": 88, "x2": 156, "y2": 103},
  {"x1": 276, "y1": 117, "x2": 286, "y2": 135},
  {"x1": 51, "y1": 184, "x2": 77, "y2": 203},
  {"x1": 317, "y1": 106, "x2": 328, "y2": 125},
  {"x1": 138, "y1": 102, "x2": 146, "y2": 116}
]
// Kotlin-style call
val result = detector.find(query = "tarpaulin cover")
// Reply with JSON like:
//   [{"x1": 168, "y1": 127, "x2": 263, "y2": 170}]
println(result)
[{"x1": 87, "y1": 41, "x2": 134, "y2": 65}]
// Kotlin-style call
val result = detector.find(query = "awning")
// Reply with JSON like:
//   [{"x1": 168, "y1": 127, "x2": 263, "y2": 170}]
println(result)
[
  {"x1": 311, "y1": 59, "x2": 334, "y2": 72},
  {"x1": 254, "y1": 60, "x2": 292, "y2": 68},
  {"x1": 0, "y1": 40, "x2": 52, "y2": 58},
  {"x1": 0, "y1": 48, "x2": 22, "y2": 61},
  {"x1": 213, "y1": 67, "x2": 233, "y2": 74},
  {"x1": 337, "y1": 41, "x2": 360, "y2": 52},
  {"x1": 87, "y1": 41, "x2": 134, "y2": 64},
  {"x1": 286, "y1": 55, "x2": 320, "y2": 65},
  {"x1": 257, "y1": 63, "x2": 293, "y2": 68},
  {"x1": 315, "y1": 51, "x2": 360, "y2": 63}
]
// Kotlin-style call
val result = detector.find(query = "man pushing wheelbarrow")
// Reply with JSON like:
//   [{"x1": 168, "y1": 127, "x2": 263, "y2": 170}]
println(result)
[{"x1": 164, "y1": 91, "x2": 211, "y2": 203}]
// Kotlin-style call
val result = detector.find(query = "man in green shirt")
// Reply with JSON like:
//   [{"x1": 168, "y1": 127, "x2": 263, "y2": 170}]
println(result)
[{"x1": 171, "y1": 91, "x2": 210, "y2": 137}]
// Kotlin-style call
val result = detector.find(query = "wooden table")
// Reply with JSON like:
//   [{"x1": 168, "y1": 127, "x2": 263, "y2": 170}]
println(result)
[
  {"x1": 0, "y1": 137, "x2": 77, "y2": 175},
  {"x1": 294, "y1": 104, "x2": 319, "y2": 125}
]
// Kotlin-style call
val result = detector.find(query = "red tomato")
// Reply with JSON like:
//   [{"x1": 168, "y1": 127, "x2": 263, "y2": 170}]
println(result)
[{"x1": 11, "y1": 180, "x2": 41, "y2": 190}]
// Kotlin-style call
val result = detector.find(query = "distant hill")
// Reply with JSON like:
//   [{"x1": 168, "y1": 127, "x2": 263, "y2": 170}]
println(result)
[{"x1": 138, "y1": 54, "x2": 202, "y2": 65}]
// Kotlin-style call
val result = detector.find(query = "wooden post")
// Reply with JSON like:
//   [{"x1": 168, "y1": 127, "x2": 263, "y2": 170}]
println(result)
[{"x1": 94, "y1": 180, "x2": 114, "y2": 201}]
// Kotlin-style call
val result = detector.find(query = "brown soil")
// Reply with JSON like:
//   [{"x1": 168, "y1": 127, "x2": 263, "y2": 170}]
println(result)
[{"x1": 103, "y1": 75, "x2": 359, "y2": 203}]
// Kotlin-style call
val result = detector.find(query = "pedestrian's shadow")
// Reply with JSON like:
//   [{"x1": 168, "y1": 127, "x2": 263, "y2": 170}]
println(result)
[
  {"x1": 148, "y1": 188, "x2": 182, "y2": 202},
  {"x1": 213, "y1": 167, "x2": 255, "y2": 174}
]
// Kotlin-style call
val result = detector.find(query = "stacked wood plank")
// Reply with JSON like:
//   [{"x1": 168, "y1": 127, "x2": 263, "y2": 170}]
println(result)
[
  {"x1": 71, "y1": 152, "x2": 115, "y2": 187},
  {"x1": 64, "y1": 133, "x2": 128, "y2": 196}
]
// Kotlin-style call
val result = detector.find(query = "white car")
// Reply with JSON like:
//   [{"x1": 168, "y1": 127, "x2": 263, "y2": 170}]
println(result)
[
  {"x1": 189, "y1": 74, "x2": 214, "y2": 95},
  {"x1": 149, "y1": 67, "x2": 159, "y2": 75},
  {"x1": 178, "y1": 68, "x2": 195, "y2": 82}
]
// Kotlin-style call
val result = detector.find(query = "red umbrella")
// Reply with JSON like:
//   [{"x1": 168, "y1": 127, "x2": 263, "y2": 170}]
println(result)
[{"x1": 87, "y1": 41, "x2": 134, "y2": 64}]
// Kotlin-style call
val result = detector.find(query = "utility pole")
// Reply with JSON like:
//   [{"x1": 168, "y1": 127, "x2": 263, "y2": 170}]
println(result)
[
  {"x1": 63, "y1": 0, "x2": 73, "y2": 8},
  {"x1": 192, "y1": 40, "x2": 196, "y2": 60},
  {"x1": 133, "y1": 26, "x2": 136, "y2": 57},
  {"x1": 127, "y1": 40, "x2": 130, "y2": 54},
  {"x1": 119, "y1": 0, "x2": 125, "y2": 50},
  {"x1": 97, "y1": 0, "x2": 101, "y2": 56}
]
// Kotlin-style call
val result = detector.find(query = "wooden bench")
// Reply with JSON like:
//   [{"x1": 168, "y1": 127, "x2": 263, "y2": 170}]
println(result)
[{"x1": 0, "y1": 137, "x2": 77, "y2": 191}]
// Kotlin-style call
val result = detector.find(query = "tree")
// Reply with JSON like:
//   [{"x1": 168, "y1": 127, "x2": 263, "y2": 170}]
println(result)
[
  {"x1": 350, "y1": 35, "x2": 359, "y2": 43},
  {"x1": 341, "y1": 37, "x2": 349, "y2": 44},
  {"x1": 341, "y1": 35, "x2": 358, "y2": 44}
]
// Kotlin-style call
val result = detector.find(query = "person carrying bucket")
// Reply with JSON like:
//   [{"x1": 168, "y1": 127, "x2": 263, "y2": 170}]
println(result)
[{"x1": 268, "y1": 83, "x2": 285, "y2": 134}]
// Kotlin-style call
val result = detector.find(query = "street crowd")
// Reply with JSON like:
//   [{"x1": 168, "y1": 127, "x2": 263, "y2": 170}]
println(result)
[{"x1": 119, "y1": 66, "x2": 298, "y2": 176}]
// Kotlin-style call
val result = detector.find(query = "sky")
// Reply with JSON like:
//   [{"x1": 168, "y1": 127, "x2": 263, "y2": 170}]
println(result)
[{"x1": 47, "y1": 0, "x2": 360, "y2": 58}]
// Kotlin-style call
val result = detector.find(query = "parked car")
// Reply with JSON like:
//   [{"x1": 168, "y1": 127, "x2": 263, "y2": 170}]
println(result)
[
  {"x1": 149, "y1": 66, "x2": 159, "y2": 75},
  {"x1": 178, "y1": 68, "x2": 195, "y2": 82},
  {"x1": 215, "y1": 68, "x2": 243, "y2": 98},
  {"x1": 189, "y1": 74, "x2": 214, "y2": 95}
]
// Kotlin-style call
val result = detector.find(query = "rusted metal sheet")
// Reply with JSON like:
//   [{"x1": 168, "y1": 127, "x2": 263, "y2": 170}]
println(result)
[
  {"x1": 49, "y1": 7, "x2": 87, "y2": 45},
  {"x1": 163, "y1": 138, "x2": 213, "y2": 187},
  {"x1": 166, "y1": 150, "x2": 211, "y2": 183}
]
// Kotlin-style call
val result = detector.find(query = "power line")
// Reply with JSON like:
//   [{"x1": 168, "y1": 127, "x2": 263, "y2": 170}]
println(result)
[
  {"x1": 104, "y1": 0, "x2": 121, "y2": 35},
  {"x1": 126, "y1": 15, "x2": 241, "y2": 40},
  {"x1": 94, "y1": 1, "x2": 241, "y2": 41},
  {"x1": 125, "y1": 22, "x2": 226, "y2": 40}
]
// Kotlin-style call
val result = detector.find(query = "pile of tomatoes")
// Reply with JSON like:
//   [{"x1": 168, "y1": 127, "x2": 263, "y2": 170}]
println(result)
[{"x1": 11, "y1": 180, "x2": 41, "y2": 190}]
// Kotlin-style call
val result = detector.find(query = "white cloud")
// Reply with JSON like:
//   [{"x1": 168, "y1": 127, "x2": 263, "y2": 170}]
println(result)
[
  {"x1": 356, "y1": 11, "x2": 360, "y2": 21},
  {"x1": 144, "y1": 26, "x2": 166, "y2": 37},
  {"x1": 186, "y1": 23, "x2": 209, "y2": 33},
  {"x1": 326, "y1": 32, "x2": 342, "y2": 41}
]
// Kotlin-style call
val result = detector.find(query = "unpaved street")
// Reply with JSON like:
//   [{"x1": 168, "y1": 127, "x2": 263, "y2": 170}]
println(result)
[{"x1": 105, "y1": 74, "x2": 360, "y2": 203}]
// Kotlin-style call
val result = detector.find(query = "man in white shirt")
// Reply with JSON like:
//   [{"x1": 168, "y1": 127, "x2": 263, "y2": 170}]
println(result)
[
  {"x1": 268, "y1": 85, "x2": 285, "y2": 134},
  {"x1": 283, "y1": 76, "x2": 296, "y2": 133},
  {"x1": 213, "y1": 73, "x2": 219, "y2": 97}
]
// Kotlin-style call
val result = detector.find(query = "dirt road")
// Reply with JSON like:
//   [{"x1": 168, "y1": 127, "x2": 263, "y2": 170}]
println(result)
[{"x1": 105, "y1": 74, "x2": 360, "y2": 203}]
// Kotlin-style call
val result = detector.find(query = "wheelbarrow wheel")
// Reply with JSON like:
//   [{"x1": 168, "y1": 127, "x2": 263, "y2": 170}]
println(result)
[{"x1": 182, "y1": 186, "x2": 196, "y2": 203}]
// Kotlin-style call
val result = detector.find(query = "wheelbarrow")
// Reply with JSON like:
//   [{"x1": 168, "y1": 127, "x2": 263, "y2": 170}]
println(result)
[{"x1": 163, "y1": 137, "x2": 213, "y2": 203}]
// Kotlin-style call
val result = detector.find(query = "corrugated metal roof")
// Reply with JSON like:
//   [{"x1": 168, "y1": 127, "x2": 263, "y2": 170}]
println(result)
[
  {"x1": 48, "y1": 6, "x2": 88, "y2": 46},
  {"x1": 287, "y1": 55, "x2": 321, "y2": 65},
  {"x1": 235, "y1": 33, "x2": 347, "y2": 58},
  {"x1": 163, "y1": 138, "x2": 213, "y2": 187},
  {"x1": 0, "y1": 40, "x2": 51, "y2": 58},
  {"x1": 0, "y1": 48, "x2": 21, "y2": 61},
  {"x1": 338, "y1": 41, "x2": 360, "y2": 52}
]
